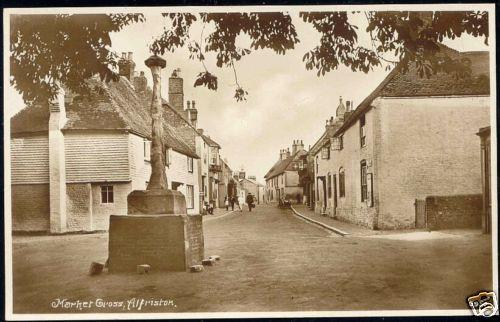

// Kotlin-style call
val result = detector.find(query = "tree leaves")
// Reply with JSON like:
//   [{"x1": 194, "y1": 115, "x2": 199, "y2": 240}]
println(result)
[
  {"x1": 10, "y1": 11, "x2": 489, "y2": 105},
  {"x1": 194, "y1": 71, "x2": 218, "y2": 90},
  {"x1": 149, "y1": 13, "x2": 197, "y2": 55},
  {"x1": 10, "y1": 13, "x2": 143, "y2": 103},
  {"x1": 234, "y1": 87, "x2": 248, "y2": 102}
]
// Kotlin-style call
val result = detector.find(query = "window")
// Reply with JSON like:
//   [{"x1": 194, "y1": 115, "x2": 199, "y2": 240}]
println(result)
[
  {"x1": 361, "y1": 160, "x2": 368, "y2": 202},
  {"x1": 101, "y1": 185, "x2": 114, "y2": 204},
  {"x1": 143, "y1": 140, "x2": 151, "y2": 161},
  {"x1": 186, "y1": 185, "x2": 194, "y2": 209},
  {"x1": 298, "y1": 160, "x2": 304, "y2": 170},
  {"x1": 327, "y1": 174, "x2": 332, "y2": 198},
  {"x1": 187, "y1": 157, "x2": 193, "y2": 173},
  {"x1": 360, "y1": 114, "x2": 366, "y2": 147},
  {"x1": 339, "y1": 168, "x2": 345, "y2": 197},
  {"x1": 210, "y1": 148, "x2": 218, "y2": 165},
  {"x1": 331, "y1": 136, "x2": 343, "y2": 151},
  {"x1": 165, "y1": 148, "x2": 171, "y2": 167},
  {"x1": 316, "y1": 156, "x2": 319, "y2": 172},
  {"x1": 321, "y1": 146, "x2": 330, "y2": 159}
]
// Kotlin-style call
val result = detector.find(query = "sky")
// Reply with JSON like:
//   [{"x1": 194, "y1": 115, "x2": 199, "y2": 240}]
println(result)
[{"x1": 6, "y1": 10, "x2": 489, "y2": 183}]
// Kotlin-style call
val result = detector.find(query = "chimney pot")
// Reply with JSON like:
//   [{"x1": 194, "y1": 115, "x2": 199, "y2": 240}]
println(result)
[
  {"x1": 121, "y1": 52, "x2": 126, "y2": 59},
  {"x1": 140, "y1": 71, "x2": 145, "y2": 76},
  {"x1": 192, "y1": 100, "x2": 196, "y2": 109},
  {"x1": 128, "y1": 52, "x2": 133, "y2": 60},
  {"x1": 187, "y1": 101, "x2": 191, "y2": 109}
]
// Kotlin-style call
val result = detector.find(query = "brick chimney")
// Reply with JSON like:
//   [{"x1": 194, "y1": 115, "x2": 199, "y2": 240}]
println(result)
[
  {"x1": 169, "y1": 68, "x2": 184, "y2": 114},
  {"x1": 133, "y1": 71, "x2": 148, "y2": 94},
  {"x1": 118, "y1": 52, "x2": 136, "y2": 81},
  {"x1": 48, "y1": 84, "x2": 68, "y2": 233},
  {"x1": 292, "y1": 139, "x2": 305, "y2": 154},
  {"x1": 279, "y1": 149, "x2": 287, "y2": 160},
  {"x1": 187, "y1": 100, "x2": 198, "y2": 128}
]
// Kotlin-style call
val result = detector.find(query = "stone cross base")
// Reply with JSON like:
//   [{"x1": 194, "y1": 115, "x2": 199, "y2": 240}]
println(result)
[
  {"x1": 108, "y1": 214, "x2": 204, "y2": 272},
  {"x1": 108, "y1": 189, "x2": 204, "y2": 273}
]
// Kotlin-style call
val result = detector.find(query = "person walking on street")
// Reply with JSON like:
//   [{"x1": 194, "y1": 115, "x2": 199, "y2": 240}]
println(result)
[
  {"x1": 246, "y1": 193, "x2": 255, "y2": 212},
  {"x1": 237, "y1": 194, "x2": 244, "y2": 212},
  {"x1": 230, "y1": 196, "x2": 235, "y2": 211},
  {"x1": 224, "y1": 196, "x2": 229, "y2": 211}
]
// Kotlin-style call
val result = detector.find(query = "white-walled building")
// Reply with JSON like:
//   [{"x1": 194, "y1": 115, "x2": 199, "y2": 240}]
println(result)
[
  {"x1": 10, "y1": 55, "x2": 201, "y2": 233},
  {"x1": 312, "y1": 47, "x2": 490, "y2": 229}
]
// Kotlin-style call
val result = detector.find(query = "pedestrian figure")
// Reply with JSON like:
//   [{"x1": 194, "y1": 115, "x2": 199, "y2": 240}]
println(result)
[
  {"x1": 237, "y1": 195, "x2": 244, "y2": 212},
  {"x1": 205, "y1": 200, "x2": 214, "y2": 215},
  {"x1": 246, "y1": 193, "x2": 255, "y2": 212},
  {"x1": 224, "y1": 196, "x2": 229, "y2": 211},
  {"x1": 230, "y1": 196, "x2": 235, "y2": 211}
]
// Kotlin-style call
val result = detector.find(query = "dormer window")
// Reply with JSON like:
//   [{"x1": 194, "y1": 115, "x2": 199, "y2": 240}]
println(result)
[{"x1": 360, "y1": 114, "x2": 366, "y2": 147}]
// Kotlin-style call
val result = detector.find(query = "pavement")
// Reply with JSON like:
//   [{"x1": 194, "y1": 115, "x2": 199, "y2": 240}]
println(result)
[
  {"x1": 291, "y1": 204, "x2": 377, "y2": 236},
  {"x1": 202, "y1": 207, "x2": 235, "y2": 222},
  {"x1": 11, "y1": 204, "x2": 493, "y2": 313}
]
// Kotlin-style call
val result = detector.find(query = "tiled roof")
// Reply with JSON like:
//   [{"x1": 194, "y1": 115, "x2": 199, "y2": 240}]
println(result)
[
  {"x1": 334, "y1": 46, "x2": 490, "y2": 137},
  {"x1": 240, "y1": 177, "x2": 264, "y2": 187},
  {"x1": 201, "y1": 134, "x2": 221, "y2": 148},
  {"x1": 10, "y1": 76, "x2": 199, "y2": 158},
  {"x1": 380, "y1": 49, "x2": 489, "y2": 97},
  {"x1": 309, "y1": 125, "x2": 337, "y2": 156},
  {"x1": 264, "y1": 150, "x2": 307, "y2": 179}
]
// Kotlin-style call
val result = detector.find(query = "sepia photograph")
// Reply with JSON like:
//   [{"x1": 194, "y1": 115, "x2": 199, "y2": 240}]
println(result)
[{"x1": 3, "y1": 3, "x2": 497, "y2": 320}]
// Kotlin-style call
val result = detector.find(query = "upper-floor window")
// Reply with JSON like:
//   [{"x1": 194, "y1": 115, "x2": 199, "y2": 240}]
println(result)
[
  {"x1": 360, "y1": 160, "x2": 368, "y2": 201},
  {"x1": 316, "y1": 156, "x2": 319, "y2": 172},
  {"x1": 210, "y1": 148, "x2": 218, "y2": 165},
  {"x1": 186, "y1": 185, "x2": 194, "y2": 209},
  {"x1": 144, "y1": 140, "x2": 151, "y2": 161},
  {"x1": 187, "y1": 156, "x2": 194, "y2": 173},
  {"x1": 101, "y1": 185, "x2": 114, "y2": 204},
  {"x1": 321, "y1": 146, "x2": 330, "y2": 159},
  {"x1": 332, "y1": 136, "x2": 343, "y2": 151},
  {"x1": 339, "y1": 167, "x2": 345, "y2": 198},
  {"x1": 165, "y1": 148, "x2": 171, "y2": 167},
  {"x1": 360, "y1": 114, "x2": 366, "y2": 147}
]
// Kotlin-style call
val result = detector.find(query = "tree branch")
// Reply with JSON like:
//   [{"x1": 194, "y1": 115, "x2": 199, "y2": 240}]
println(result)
[{"x1": 364, "y1": 12, "x2": 400, "y2": 65}]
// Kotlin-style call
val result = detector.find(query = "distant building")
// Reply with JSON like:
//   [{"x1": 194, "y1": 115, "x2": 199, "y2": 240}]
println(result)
[
  {"x1": 218, "y1": 158, "x2": 234, "y2": 206},
  {"x1": 314, "y1": 46, "x2": 490, "y2": 229},
  {"x1": 10, "y1": 53, "x2": 201, "y2": 233},
  {"x1": 310, "y1": 97, "x2": 353, "y2": 215},
  {"x1": 264, "y1": 140, "x2": 307, "y2": 203},
  {"x1": 239, "y1": 177, "x2": 265, "y2": 204}
]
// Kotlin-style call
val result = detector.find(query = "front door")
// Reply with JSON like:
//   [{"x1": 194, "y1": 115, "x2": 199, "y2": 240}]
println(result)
[
  {"x1": 415, "y1": 199, "x2": 426, "y2": 228},
  {"x1": 332, "y1": 174, "x2": 337, "y2": 218},
  {"x1": 322, "y1": 177, "x2": 327, "y2": 213}
]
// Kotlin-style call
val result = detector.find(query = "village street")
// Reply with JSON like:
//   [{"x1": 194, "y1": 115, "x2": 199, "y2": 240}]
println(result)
[{"x1": 12, "y1": 204, "x2": 491, "y2": 314}]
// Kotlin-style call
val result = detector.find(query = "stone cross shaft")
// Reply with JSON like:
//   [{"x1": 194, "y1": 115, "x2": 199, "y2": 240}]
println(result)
[{"x1": 145, "y1": 55, "x2": 168, "y2": 190}]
